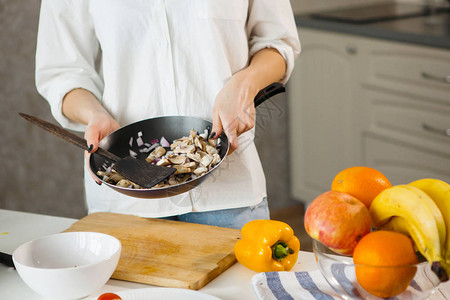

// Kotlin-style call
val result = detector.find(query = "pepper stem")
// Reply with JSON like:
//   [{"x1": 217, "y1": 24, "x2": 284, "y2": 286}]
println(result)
[{"x1": 272, "y1": 241, "x2": 295, "y2": 261}]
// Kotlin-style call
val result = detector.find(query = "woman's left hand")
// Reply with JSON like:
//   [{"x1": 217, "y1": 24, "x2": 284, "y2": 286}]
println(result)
[
  {"x1": 210, "y1": 48, "x2": 287, "y2": 155},
  {"x1": 210, "y1": 71, "x2": 259, "y2": 155}
]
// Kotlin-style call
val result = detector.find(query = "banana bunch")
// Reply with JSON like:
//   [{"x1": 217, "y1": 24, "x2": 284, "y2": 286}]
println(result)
[{"x1": 370, "y1": 179, "x2": 450, "y2": 282}]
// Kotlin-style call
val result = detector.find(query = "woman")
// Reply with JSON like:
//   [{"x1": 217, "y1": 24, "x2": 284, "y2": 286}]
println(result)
[{"x1": 35, "y1": 0, "x2": 300, "y2": 229}]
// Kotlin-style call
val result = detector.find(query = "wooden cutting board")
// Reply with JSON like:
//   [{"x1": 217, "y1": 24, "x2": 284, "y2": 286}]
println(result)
[{"x1": 63, "y1": 212, "x2": 241, "y2": 290}]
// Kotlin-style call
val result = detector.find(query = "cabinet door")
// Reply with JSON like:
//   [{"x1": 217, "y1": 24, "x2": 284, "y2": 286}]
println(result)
[
  {"x1": 287, "y1": 29, "x2": 360, "y2": 204},
  {"x1": 358, "y1": 37, "x2": 450, "y2": 105},
  {"x1": 364, "y1": 135, "x2": 450, "y2": 185},
  {"x1": 287, "y1": 28, "x2": 450, "y2": 206},
  {"x1": 357, "y1": 38, "x2": 450, "y2": 186}
]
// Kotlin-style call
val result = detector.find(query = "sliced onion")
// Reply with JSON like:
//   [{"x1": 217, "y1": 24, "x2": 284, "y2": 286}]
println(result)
[
  {"x1": 136, "y1": 137, "x2": 144, "y2": 147},
  {"x1": 147, "y1": 143, "x2": 159, "y2": 152},
  {"x1": 199, "y1": 130, "x2": 208, "y2": 139},
  {"x1": 160, "y1": 136, "x2": 170, "y2": 147},
  {"x1": 129, "y1": 149, "x2": 138, "y2": 158}
]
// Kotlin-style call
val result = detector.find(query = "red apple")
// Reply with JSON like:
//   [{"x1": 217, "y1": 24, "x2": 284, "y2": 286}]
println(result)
[{"x1": 304, "y1": 191, "x2": 371, "y2": 255}]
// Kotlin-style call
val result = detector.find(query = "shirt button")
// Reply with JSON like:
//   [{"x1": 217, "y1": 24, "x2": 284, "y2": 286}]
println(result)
[{"x1": 160, "y1": 40, "x2": 168, "y2": 47}]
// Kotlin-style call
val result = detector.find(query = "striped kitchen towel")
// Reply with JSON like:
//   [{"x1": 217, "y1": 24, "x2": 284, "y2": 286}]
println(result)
[
  {"x1": 252, "y1": 270, "x2": 341, "y2": 300},
  {"x1": 252, "y1": 267, "x2": 448, "y2": 300}
]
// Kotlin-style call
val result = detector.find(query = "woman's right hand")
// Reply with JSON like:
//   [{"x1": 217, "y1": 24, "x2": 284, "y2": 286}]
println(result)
[
  {"x1": 61, "y1": 88, "x2": 121, "y2": 185},
  {"x1": 84, "y1": 111, "x2": 120, "y2": 153},
  {"x1": 84, "y1": 111, "x2": 120, "y2": 185}
]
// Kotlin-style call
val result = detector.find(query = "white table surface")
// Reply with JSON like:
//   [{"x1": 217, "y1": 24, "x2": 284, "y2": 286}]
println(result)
[
  {"x1": 2, "y1": 209, "x2": 450, "y2": 300},
  {"x1": 0, "y1": 209, "x2": 319, "y2": 300}
]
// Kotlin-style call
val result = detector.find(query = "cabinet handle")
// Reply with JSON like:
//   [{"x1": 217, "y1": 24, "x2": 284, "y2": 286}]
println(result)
[
  {"x1": 422, "y1": 123, "x2": 450, "y2": 137},
  {"x1": 421, "y1": 72, "x2": 450, "y2": 84}
]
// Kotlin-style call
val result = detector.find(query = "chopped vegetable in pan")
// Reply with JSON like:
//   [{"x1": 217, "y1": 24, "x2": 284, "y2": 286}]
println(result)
[{"x1": 97, "y1": 129, "x2": 222, "y2": 189}]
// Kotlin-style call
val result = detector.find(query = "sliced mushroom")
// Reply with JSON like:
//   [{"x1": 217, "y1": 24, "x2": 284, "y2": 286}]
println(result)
[
  {"x1": 109, "y1": 172, "x2": 125, "y2": 183},
  {"x1": 197, "y1": 150, "x2": 208, "y2": 158},
  {"x1": 171, "y1": 137, "x2": 190, "y2": 149},
  {"x1": 173, "y1": 144, "x2": 195, "y2": 154},
  {"x1": 173, "y1": 165, "x2": 191, "y2": 175},
  {"x1": 194, "y1": 136, "x2": 204, "y2": 150},
  {"x1": 211, "y1": 153, "x2": 221, "y2": 166},
  {"x1": 206, "y1": 145, "x2": 218, "y2": 155},
  {"x1": 168, "y1": 154, "x2": 187, "y2": 165},
  {"x1": 156, "y1": 158, "x2": 171, "y2": 166},
  {"x1": 182, "y1": 162, "x2": 197, "y2": 169},
  {"x1": 96, "y1": 170, "x2": 112, "y2": 177},
  {"x1": 117, "y1": 179, "x2": 132, "y2": 187},
  {"x1": 146, "y1": 146, "x2": 166, "y2": 162},
  {"x1": 189, "y1": 129, "x2": 197, "y2": 139},
  {"x1": 187, "y1": 152, "x2": 201, "y2": 162},
  {"x1": 194, "y1": 166, "x2": 208, "y2": 176},
  {"x1": 208, "y1": 138, "x2": 218, "y2": 147},
  {"x1": 200, "y1": 154, "x2": 213, "y2": 167},
  {"x1": 131, "y1": 182, "x2": 141, "y2": 189},
  {"x1": 170, "y1": 140, "x2": 183, "y2": 150},
  {"x1": 181, "y1": 139, "x2": 192, "y2": 147},
  {"x1": 152, "y1": 146, "x2": 166, "y2": 158},
  {"x1": 168, "y1": 176, "x2": 179, "y2": 186}
]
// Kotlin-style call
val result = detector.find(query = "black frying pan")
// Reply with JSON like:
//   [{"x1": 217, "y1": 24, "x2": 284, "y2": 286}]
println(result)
[{"x1": 89, "y1": 82, "x2": 285, "y2": 198}]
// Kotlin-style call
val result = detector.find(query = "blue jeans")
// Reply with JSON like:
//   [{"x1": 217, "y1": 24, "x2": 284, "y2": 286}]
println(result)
[{"x1": 162, "y1": 198, "x2": 270, "y2": 230}]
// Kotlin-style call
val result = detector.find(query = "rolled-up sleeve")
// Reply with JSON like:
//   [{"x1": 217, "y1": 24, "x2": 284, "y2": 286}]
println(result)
[
  {"x1": 247, "y1": 0, "x2": 301, "y2": 84},
  {"x1": 35, "y1": 0, "x2": 103, "y2": 131}
]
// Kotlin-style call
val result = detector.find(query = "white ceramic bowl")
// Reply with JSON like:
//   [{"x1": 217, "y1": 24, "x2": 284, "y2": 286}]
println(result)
[{"x1": 13, "y1": 231, "x2": 121, "y2": 300}]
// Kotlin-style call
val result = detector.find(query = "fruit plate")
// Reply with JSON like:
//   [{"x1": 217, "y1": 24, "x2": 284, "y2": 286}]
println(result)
[
  {"x1": 313, "y1": 240, "x2": 442, "y2": 300},
  {"x1": 88, "y1": 287, "x2": 221, "y2": 300}
]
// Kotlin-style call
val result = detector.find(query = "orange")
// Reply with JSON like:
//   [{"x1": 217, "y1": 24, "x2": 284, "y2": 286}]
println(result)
[
  {"x1": 331, "y1": 166, "x2": 391, "y2": 208},
  {"x1": 353, "y1": 231, "x2": 418, "y2": 298}
]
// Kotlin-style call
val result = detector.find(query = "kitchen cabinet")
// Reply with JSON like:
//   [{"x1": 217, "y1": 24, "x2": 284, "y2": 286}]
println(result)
[
  {"x1": 288, "y1": 27, "x2": 450, "y2": 205},
  {"x1": 287, "y1": 29, "x2": 361, "y2": 204}
]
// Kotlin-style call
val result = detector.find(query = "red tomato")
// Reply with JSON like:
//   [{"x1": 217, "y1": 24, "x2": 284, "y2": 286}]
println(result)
[{"x1": 97, "y1": 292, "x2": 122, "y2": 300}]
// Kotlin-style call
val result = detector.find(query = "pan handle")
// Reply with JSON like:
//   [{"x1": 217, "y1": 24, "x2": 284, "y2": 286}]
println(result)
[{"x1": 254, "y1": 82, "x2": 285, "y2": 108}]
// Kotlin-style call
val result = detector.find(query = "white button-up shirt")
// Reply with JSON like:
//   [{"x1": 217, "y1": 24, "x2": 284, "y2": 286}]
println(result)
[{"x1": 35, "y1": 0, "x2": 300, "y2": 217}]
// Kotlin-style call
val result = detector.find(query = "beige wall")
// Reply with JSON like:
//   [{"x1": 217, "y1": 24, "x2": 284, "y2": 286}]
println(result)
[
  {"x1": 0, "y1": 0, "x2": 296, "y2": 219},
  {"x1": 1, "y1": 1, "x2": 87, "y2": 218}
]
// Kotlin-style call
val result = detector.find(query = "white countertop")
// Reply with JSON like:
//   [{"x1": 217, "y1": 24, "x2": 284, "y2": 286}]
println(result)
[
  {"x1": 2, "y1": 209, "x2": 450, "y2": 300},
  {"x1": 0, "y1": 209, "x2": 319, "y2": 300}
]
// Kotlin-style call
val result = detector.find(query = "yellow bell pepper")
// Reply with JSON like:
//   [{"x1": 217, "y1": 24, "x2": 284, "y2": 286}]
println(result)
[{"x1": 234, "y1": 219, "x2": 300, "y2": 272}]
